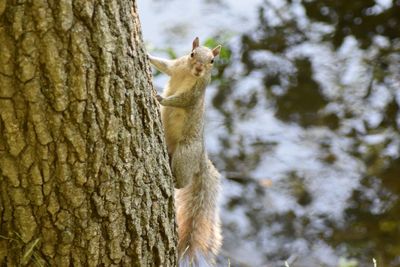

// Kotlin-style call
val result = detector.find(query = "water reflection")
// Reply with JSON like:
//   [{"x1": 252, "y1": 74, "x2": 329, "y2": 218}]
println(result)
[
  {"x1": 139, "y1": 0, "x2": 400, "y2": 266},
  {"x1": 211, "y1": 1, "x2": 400, "y2": 266}
]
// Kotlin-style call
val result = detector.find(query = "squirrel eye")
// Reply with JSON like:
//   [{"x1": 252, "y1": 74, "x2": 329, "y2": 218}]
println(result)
[
  {"x1": 190, "y1": 52, "x2": 194, "y2": 58},
  {"x1": 210, "y1": 58, "x2": 214, "y2": 64}
]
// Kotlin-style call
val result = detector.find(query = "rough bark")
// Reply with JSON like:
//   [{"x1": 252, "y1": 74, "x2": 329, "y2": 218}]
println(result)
[{"x1": 0, "y1": 0, "x2": 177, "y2": 266}]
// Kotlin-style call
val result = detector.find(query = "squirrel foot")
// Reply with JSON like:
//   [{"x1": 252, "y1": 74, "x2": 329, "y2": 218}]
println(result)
[{"x1": 156, "y1": 95, "x2": 163, "y2": 102}]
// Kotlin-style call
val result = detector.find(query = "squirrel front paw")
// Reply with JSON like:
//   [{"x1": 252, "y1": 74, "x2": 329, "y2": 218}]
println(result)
[{"x1": 156, "y1": 95, "x2": 163, "y2": 102}]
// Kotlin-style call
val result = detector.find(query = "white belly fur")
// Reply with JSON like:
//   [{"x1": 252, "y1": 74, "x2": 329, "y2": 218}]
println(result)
[{"x1": 161, "y1": 73, "x2": 197, "y2": 154}]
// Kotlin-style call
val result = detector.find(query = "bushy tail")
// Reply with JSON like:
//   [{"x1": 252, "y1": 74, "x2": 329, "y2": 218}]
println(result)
[{"x1": 175, "y1": 158, "x2": 222, "y2": 266}]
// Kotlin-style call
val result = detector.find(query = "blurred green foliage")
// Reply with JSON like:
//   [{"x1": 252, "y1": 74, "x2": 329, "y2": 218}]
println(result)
[
  {"x1": 303, "y1": 0, "x2": 400, "y2": 48},
  {"x1": 204, "y1": 37, "x2": 232, "y2": 62}
]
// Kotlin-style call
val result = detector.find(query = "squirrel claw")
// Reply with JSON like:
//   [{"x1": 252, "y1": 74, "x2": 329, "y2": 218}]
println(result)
[{"x1": 156, "y1": 95, "x2": 163, "y2": 102}]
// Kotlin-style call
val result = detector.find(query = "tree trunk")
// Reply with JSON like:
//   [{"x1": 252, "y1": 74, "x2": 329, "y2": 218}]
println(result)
[{"x1": 0, "y1": 0, "x2": 177, "y2": 266}]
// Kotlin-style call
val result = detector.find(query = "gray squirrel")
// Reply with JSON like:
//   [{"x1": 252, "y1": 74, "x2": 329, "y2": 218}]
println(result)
[{"x1": 148, "y1": 37, "x2": 222, "y2": 266}]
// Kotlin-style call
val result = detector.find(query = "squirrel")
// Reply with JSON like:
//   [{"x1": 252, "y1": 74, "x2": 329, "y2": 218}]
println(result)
[{"x1": 148, "y1": 37, "x2": 222, "y2": 266}]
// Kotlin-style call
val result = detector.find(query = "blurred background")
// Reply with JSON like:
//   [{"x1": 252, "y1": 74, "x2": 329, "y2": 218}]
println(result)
[{"x1": 137, "y1": 0, "x2": 400, "y2": 266}]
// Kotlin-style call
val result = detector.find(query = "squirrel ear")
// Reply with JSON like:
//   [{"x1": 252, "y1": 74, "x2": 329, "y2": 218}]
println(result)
[
  {"x1": 192, "y1": 37, "x2": 200, "y2": 51},
  {"x1": 212, "y1": 45, "x2": 222, "y2": 57}
]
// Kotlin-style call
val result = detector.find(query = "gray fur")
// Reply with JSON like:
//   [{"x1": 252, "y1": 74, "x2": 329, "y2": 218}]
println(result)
[{"x1": 148, "y1": 39, "x2": 222, "y2": 266}]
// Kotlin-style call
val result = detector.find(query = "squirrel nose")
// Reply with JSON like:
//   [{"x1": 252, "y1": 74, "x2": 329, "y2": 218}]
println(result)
[{"x1": 195, "y1": 65, "x2": 203, "y2": 72}]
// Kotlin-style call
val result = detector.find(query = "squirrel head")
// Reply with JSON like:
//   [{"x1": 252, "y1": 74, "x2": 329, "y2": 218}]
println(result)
[{"x1": 188, "y1": 37, "x2": 221, "y2": 78}]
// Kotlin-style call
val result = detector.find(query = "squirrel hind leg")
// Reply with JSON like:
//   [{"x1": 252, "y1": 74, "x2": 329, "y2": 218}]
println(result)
[{"x1": 171, "y1": 141, "x2": 202, "y2": 188}]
